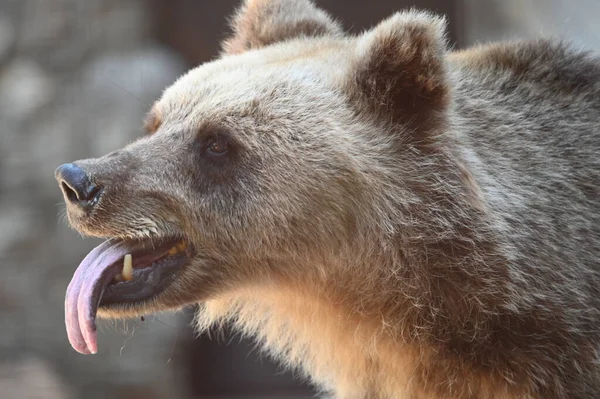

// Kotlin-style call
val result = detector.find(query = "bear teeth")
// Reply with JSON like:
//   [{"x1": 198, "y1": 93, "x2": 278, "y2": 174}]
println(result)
[
  {"x1": 167, "y1": 241, "x2": 187, "y2": 256},
  {"x1": 122, "y1": 254, "x2": 133, "y2": 281},
  {"x1": 113, "y1": 242, "x2": 187, "y2": 283}
]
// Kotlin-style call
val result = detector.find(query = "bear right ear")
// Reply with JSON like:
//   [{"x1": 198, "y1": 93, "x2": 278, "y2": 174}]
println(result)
[
  {"x1": 222, "y1": 0, "x2": 343, "y2": 55},
  {"x1": 349, "y1": 11, "x2": 450, "y2": 136}
]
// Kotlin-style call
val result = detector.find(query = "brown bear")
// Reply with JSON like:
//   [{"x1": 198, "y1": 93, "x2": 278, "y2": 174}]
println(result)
[{"x1": 55, "y1": 0, "x2": 600, "y2": 398}]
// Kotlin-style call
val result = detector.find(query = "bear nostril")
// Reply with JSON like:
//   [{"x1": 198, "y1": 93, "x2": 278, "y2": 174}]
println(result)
[
  {"x1": 55, "y1": 163, "x2": 102, "y2": 210},
  {"x1": 61, "y1": 181, "x2": 79, "y2": 203}
]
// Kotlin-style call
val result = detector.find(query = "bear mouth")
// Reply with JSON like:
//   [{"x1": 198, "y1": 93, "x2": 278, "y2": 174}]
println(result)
[{"x1": 64, "y1": 236, "x2": 193, "y2": 355}]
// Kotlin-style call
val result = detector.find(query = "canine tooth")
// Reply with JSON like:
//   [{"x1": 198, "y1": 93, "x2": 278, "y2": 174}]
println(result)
[
  {"x1": 167, "y1": 246, "x2": 178, "y2": 256},
  {"x1": 122, "y1": 254, "x2": 133, "y2": 281},
  {"x1": 176, "y1": 241, "x2": 187, "y2": 252}
]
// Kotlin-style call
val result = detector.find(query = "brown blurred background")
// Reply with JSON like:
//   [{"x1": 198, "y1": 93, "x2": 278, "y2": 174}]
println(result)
[{"x1": 0, "y1": 1, "x2": 598, "y2": 398}]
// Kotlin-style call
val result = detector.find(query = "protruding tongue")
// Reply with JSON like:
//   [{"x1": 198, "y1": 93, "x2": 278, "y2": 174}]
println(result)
[{"x1": 65, "y1": 240, "x2": 132, "y2": 354}]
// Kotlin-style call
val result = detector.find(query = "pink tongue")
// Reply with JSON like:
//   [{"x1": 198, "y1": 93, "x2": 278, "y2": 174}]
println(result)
[{"x1": 65, "y1": 240, "x2": 131, "y2": 354}]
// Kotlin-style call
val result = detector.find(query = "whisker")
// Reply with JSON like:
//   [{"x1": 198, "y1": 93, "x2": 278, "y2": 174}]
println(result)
[
  {"x1": 119, "y1": 323, "x2": 138, "y2": 356},
  {"x1": 107, "y1": 78, "x2": 142, "y2": 103}
]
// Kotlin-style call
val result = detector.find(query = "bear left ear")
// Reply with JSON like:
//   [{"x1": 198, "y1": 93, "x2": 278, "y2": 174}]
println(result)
[
  {"x1": 350, "y1": 11, "x2": 450, "y2": 134},
  {"x1": 222, "y1": 0, "x2": 343, "y2": 55}
]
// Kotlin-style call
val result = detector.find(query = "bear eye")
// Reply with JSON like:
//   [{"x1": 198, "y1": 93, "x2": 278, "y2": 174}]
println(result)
[{"x1": 207, "y1": 136, "x2": 229, "y2": 156}]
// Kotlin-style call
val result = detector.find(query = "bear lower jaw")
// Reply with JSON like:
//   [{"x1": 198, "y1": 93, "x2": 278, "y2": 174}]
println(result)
[{"x1": 64, "y1": 237, "x2": 193, "y2": 355}]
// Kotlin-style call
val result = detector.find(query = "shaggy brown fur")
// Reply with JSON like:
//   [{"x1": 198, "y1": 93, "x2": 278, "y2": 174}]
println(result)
[{"x1": 58, "y1": 1, "x2": 600, "y2": 398}]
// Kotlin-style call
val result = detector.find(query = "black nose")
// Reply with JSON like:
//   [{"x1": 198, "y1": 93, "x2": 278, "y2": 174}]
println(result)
[{"x1": 55, "y1": 163, "x2": 101, "y2": 210}]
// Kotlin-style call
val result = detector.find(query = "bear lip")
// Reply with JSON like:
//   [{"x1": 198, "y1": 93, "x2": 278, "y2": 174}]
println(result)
[{"x1": 64, "y1": 237, "x2": 191, "y2": 355}]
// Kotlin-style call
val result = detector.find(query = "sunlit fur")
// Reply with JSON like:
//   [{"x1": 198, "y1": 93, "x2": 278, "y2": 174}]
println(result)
[{"x1": 61, "y1": 1, "x2": 600, "y2": 398}]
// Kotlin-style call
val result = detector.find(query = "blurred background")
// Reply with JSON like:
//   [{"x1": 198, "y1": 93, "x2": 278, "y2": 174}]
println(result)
[{"x1": 0, "y1": 0, "x2": 598, "y2": 398}]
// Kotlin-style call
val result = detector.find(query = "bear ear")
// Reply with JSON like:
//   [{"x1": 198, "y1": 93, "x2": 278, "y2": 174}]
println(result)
[
  {"x1": 350, "y1": 11, "x2": 450, "y2": 135},
  {"x1": 222, "y1": 0, "x2": 343, "y2": 55}
]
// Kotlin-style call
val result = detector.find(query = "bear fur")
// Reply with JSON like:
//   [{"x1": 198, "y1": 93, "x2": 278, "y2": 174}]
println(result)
[{"x1": 59, "y1": 1, "x2": 600, "y2": 397}]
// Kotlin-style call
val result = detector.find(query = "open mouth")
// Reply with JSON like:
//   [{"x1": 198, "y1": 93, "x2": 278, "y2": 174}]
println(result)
[{"x1": 64, "y1": 237, "x2": 193, "y2": 355}]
